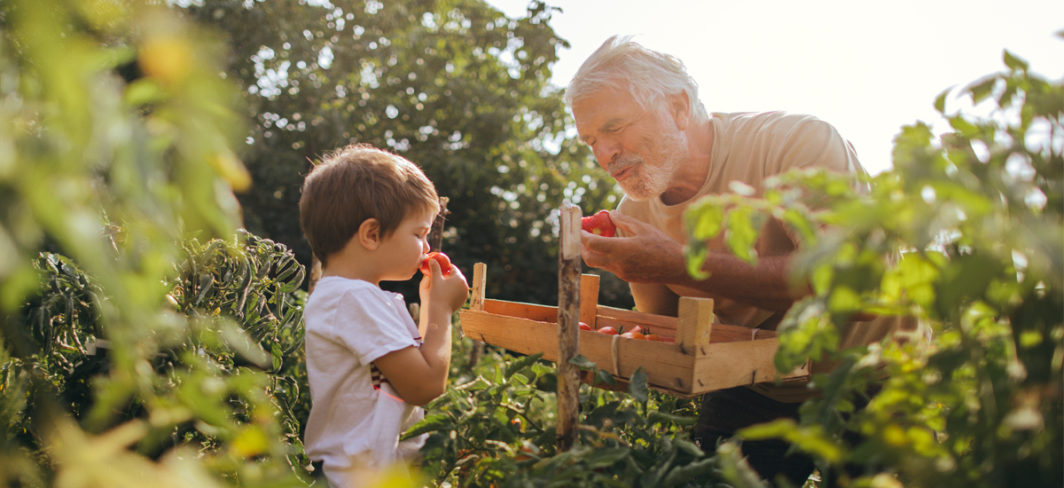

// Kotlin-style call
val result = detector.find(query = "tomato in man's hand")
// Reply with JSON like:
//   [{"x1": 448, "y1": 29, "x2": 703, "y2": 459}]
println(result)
[
  {"x1": 420, "y1": 251, "x2": 453, "y2": 276},
  {"x1": 581, "y1": 210, "x2": 616, "y2": 237}
]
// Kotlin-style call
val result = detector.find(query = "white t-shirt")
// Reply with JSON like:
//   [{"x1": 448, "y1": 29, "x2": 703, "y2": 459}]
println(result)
[{"x1": 303, "y1": 276, "x2": 427, "y2": 485}]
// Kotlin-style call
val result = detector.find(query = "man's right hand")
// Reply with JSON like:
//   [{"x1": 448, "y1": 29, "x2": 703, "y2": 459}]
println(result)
[{"x1": 580, "y1": 212, "x2": 688, "y2": 285}]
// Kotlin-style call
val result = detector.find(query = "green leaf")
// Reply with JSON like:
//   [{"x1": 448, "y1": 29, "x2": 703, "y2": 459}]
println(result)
[
  {"x1": 684, "y1": 245, "x2": 710, "y2": 280},
  {"x1": 724, "y1": 206, "x2": 761, "y2": 263},
  {"x1": 1003, "y1": 49, "x2": 1029, "y2": 72},
  {"x1": 934, "y1": 88, "x2": 950, "y2": 113},
  {"x1": 739, "y1": 418, "x2": 844, "y2": 463},
  {"x1": 567, "y1": 354, "x2": 596, "y2": 370},
  {"x1": 505, "y1": 353, "x2": 543, "y2": 377},
  {"x1": 687, "y1": 201, "x2": 725, "y2": 240},
  {"x1": 967, "y1": 75, "x2": 998, "y2": 105},
  {"x1": 627, "y1": 367, "x2": 648, "y2": 403},
  {"x1": 403, "y1": 413, "x2": 452, "y2": 439},
  {"x1": 583, "y1": 447, "x2": 629, "y2": 469}
]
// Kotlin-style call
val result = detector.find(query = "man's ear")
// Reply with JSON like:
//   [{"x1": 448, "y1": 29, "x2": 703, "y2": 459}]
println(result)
[
  {"x1": 357, "y1": 218, "x2": 382, "y2": 250},
  {"x1": 668, "y1": 91, "x2": 691, "y2": 131}
]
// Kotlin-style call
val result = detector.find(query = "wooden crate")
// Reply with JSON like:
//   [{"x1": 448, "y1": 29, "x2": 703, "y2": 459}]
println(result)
[{"x1": 458, "y1": 263, "x2": 809, "y2": 397}]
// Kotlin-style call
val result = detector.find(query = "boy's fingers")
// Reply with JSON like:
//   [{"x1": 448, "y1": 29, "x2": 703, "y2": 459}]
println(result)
[{"x1": 428, "y1": 258, "x2": 443, "y2": 279}]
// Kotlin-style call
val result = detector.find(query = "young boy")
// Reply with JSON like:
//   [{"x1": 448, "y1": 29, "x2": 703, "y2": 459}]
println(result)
[{"x1": 298, "y1": 143, "x2": 469, "y2": 487}]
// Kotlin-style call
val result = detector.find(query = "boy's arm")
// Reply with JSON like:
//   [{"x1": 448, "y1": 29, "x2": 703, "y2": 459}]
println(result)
[{"x1": 373, "y1": 260, "x2": 468, "y2": 406}]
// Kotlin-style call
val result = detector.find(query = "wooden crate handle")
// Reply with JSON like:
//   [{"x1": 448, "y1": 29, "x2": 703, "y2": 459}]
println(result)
[
  {"x1": 579, "y1": 273, "x2": 600, "y2": 328},
  {"x1": 677, "y1": 296, "x2": 714, "y2": 355},
  {"x1": 470, "y1": 262, "x2": 487, "y2": 311}
]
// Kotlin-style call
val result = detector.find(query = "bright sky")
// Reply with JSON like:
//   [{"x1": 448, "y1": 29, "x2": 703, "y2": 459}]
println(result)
[{"x1": 493, "y1": 0, "x2": 1064, "y2": 174}]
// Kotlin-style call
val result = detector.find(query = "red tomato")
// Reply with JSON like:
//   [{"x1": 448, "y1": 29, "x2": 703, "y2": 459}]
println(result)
[
  {"x1": 596, "y1": 326, "x2": 618, "y2": 335},
  {"x1": 625, "y1": 325, "x2": 643, "y2": 336},
  {"x1": 581, "y1": 210, "x2": 617, "y2": 237},
  {"x1": 419, "y1": 251, "x2": 452, "y2": 275},
  {"x1": 578, "y1": 322, "x2": 593, "y2": 331}
]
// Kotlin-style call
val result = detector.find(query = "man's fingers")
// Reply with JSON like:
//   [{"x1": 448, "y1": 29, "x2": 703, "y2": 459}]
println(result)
[{"x1": 609, "y1": 212, "x2": 651, "y2": 235}]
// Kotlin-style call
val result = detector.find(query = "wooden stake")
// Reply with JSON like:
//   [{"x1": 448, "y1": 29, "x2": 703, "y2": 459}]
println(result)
[
  {"x1": 556, "y1": 202, "x2": 582, "y2": 450},
  {"x1": 468, "y1": 262, "x2": 487, "y2": 366},
  {"x1": 429, "y1": 196, "x2": 449, "y2": 252}
]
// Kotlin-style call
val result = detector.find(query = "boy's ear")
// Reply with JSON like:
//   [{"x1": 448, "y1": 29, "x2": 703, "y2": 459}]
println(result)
[{"x1": 357, "y1": 218, "x2": 382, "y2": 250}]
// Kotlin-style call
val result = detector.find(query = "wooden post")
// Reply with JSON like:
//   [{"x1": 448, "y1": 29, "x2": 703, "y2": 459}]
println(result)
[
  {"x1": 428, "y1": 196, "x2": 449, "y2": 251},
  {"x1": 556, "y1": 203, "x2": 581, "y2": 450},
  {"x1": 467, "y1": 262, "x2": 487, "y2": 366}
]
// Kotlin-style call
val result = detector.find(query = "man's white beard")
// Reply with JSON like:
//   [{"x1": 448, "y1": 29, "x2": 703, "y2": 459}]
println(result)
[{"x1": 617, "y1": 129, "x2": 687, "y2": 202}]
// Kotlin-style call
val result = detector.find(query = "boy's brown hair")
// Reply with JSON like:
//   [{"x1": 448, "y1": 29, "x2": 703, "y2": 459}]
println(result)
[{"x1": 299, "y1": 144, "x2": 439, "y2": 267}]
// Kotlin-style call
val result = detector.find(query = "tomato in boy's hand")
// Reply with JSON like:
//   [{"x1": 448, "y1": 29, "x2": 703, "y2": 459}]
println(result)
[
  {"x1": 581, "y1": 210, "x2": 616, "y2": 237},
  {"x1": 420, "y1": 251, "x2": 452, "y2": 276}
]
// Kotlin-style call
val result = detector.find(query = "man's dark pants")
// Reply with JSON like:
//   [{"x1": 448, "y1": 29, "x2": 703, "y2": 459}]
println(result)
[{"x1": 693, "y1": 386, "x2": 815, "y2": 486}]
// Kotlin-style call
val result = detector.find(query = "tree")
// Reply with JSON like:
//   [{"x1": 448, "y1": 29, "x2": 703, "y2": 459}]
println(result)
[{"x1": 181, "y1": 0, "x2": 630, "y2": 307}]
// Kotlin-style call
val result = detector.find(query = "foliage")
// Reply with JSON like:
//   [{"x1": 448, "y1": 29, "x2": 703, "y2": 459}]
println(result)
[
  {"x1": 684, "y1": 47, "x2": 1063, "y2": 487},
  {"x1": 415, "y1": 339, "x2": 754, "y2": 487},
  {"x1": 0, "y1": 0, "x2": 310, "y2": 484},
  {"x1": 179, "y1": 0, "x2": 631, "y2": 308},
  {"x1": 3, "y1": 235, "x2": 311, "y2": 485}
]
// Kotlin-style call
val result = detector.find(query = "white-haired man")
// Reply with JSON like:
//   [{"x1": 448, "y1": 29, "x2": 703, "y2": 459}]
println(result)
[{"x1": 566, "y1": 35, "x2": 911, "y2": 485}]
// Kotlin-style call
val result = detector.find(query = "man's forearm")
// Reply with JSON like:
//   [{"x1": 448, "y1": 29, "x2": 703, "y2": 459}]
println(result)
[{"x1": 669, "y1": 252, "x2": 802, "y2": 313}]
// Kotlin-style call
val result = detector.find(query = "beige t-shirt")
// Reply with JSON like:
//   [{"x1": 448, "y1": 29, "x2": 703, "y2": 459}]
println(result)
[{"x1": 617, "y1": 111, "x2": 911, "y2": 402}]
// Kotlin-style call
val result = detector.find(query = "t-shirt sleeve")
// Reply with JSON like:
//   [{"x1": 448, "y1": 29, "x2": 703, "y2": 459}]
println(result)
[
  {"x1": 330, "y1": 290, "x2": 419, "y2": 366},
  {"x1": 768, "y1": 115, "x2": 864, "y2": 177}
]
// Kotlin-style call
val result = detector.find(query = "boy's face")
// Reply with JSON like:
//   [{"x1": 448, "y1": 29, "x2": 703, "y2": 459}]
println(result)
[{"x1": 377, "y1": 207, "x2": 435, "y2": 282}]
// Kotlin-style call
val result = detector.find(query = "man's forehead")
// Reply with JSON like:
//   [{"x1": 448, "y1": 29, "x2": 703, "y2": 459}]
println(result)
[{"x1": 573, "y1": 87, "x2": 638, "y2": 121}]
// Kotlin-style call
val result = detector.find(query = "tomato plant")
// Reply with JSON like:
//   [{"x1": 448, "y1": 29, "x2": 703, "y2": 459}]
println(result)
[{"x1": 412, "y1": 339, "x2": 751, "y2": 487}]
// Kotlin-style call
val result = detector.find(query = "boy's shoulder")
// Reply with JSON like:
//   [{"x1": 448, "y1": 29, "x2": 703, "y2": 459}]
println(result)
[
  {"x1": 307, "y1": 276, "x2": 404, "y2": 314},
  {"x1": 313, "y1": 276, "x2": 375, "y2": 294}
]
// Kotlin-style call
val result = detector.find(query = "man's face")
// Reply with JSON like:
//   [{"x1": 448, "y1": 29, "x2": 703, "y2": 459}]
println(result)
[{"x1": 572, "y1": 86, "x2": 687, "y2": 201}]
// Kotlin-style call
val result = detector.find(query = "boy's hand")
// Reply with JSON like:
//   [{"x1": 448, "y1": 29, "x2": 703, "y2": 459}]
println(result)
[{"x1": 419, "y1": 257, "x2": 469, "y2": 312}]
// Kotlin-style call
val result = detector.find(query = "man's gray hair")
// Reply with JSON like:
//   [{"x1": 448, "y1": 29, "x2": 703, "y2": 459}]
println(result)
[{"x1": 564, "y1": 35, "x2": 708, "y2": 121}]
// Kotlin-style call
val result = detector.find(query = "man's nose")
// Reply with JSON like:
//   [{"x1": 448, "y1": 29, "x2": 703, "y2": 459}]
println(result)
[{"x1": 593, "y1": 139, "x2": 620, "y2": 168}]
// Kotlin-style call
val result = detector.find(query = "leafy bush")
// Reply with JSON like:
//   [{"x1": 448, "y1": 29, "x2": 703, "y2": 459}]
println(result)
[
  {"x1": 3, "y1": 232, "x2": 311, "y2": 485},
  {"x1": 684, "y1": 47, "x2": 1063, "y2": 487},
  {"x1": 0, "y1": 1, "x2": 320, "y2": 482}
]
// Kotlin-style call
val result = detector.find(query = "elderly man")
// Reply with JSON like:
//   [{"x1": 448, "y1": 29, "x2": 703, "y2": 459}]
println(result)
[{"x1": 565, "y1": 35, "x2": 907, "y2": 484}]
